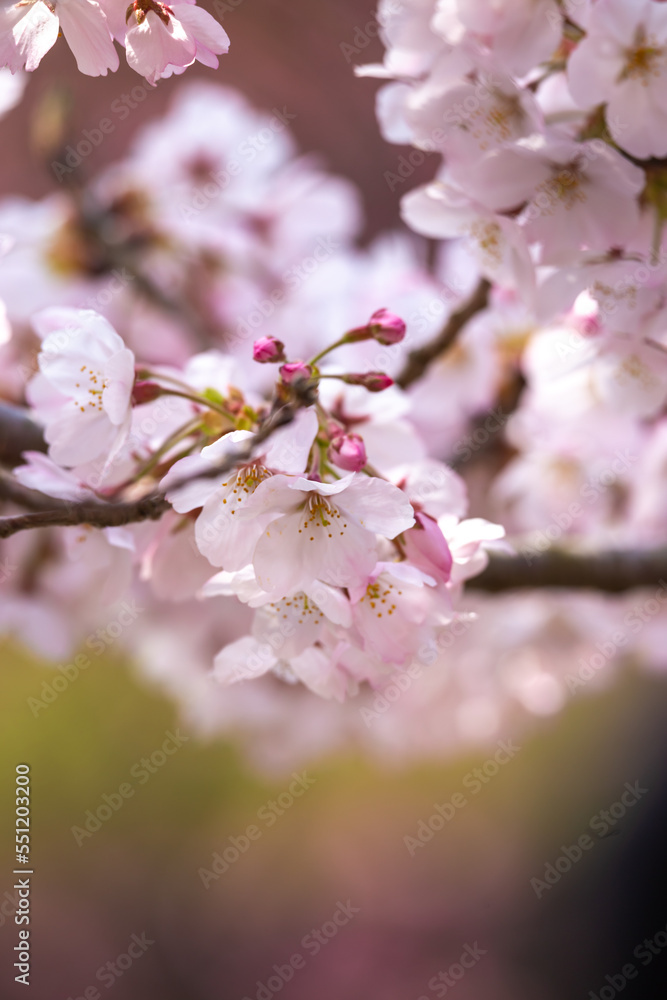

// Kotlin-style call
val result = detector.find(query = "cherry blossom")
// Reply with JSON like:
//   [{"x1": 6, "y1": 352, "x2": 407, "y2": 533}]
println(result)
[
  {"x1": 0, "y1": 0, "x2": 118, "y2": 75},
  {"x1": 567, "y1": 0, "x2": 667, "y2": 159},
  {"x1": 237, "y1": 473, "x2": 415, "y2": 597},
  {"x1": 432, "y1": 0, "x2": 562, "y2": 76},
  {"x1": 29, "y1": 308, "x2": 135, "y2": 467},
  {"x1": 4, "y1": 46, "x2": 667, "y2": 766},
  {"x1": 163, "y1": 409, "x2": 319, "y2": 570},
  {"x1": 120, "y1": 0, "x2": 229, "y2": 85}
]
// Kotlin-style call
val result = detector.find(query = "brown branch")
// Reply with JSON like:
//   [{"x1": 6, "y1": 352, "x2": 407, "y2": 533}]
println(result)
[
  {"x1": 0, "y1": 494, "x2": 170, "y2": 538},
  {"x1": 469, "y1": 547, "x2": 667, "y2": 594},
  {"x1": 0, "y1": 474, "x2": 74, "y2": 513},
  {"x1": 396, "y1": 278, "x2": 491, "y2": 389},
  {"x1": 3, "y1": 389, "x2": 667, "y2": 596},
  {"x1": 0, "y1": 404, "x2": 47, "y2": 467},
  {"x1": 0, "y1": 397, "x2": 298, "y2": 540}
]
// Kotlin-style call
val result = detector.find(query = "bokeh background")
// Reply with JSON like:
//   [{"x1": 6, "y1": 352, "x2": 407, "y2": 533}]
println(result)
[{"x1": 2, "y1": 2, "x2": 667, "y2": 997}]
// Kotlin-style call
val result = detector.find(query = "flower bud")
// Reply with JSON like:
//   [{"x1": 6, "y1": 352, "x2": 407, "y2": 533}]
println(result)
[
  {"x1": 368, "y1": 308, "x2": 406, "y2": 345},
  {"x1": 341, "y1": 372, "x2": 393, "y2": 392},
  {"x1": 404, "y1": 512, "x2": 452, "y2": 584},
  {"x1": 131, "y1": 380, "x2": 162, "y2": 405},
  {"x1": 252, "y1": 336, "x2": 286, "y2": 363},
  {"x1": 328, "y1": 432, "x2": 367, "y2": 472},
  {"x1": 279, "y1": 361, "x2": 313, "y2": 384}
]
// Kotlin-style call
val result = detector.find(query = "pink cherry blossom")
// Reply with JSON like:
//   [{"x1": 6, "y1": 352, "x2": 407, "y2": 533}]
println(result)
[
  {"x1": 567, "y1": 0, "x2": 667, "y2": 159},
  {"x1": 252, "y1": 336, "x2": 286, "y2": 363},
  {"x1": 432, "y1": 0, "x2": 563, "y2": 76},
  {"x1": 327, "y1": 431, "x2": 367, "y2": 473},
  {"x1": 162, "y1": 409, "x2": 319, "y2": 570},
  {"x1": 349, "y1": 561, "x2": 441, "y2": 664},
  {"x1": 0, "y1": 0, "x2": 118, "y2": 75},
  {"x1": 367, "y1": 308, "x2": 406, "y2": 345},
  {"x1": 238, "y1": 472, "x2": 415, "y2": 597},
  {"x1": 455, "y1": 136, "x2": 644, "y2": 264},
  {"x1": 122, "y1": 0, "x2": 229, "y2": 85}
]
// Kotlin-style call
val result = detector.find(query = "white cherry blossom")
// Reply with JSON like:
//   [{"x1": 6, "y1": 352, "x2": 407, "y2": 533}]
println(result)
[
  {"x1": 29, "y1": 308, "x2": 135, "y2": 468},
  {"x1": 162, "y1": 409, "x2": 318, "y2": 570},
  {"x1": 238, "y1": 473, "x2": 415, "y2": 598},
  {"x1": 567, "y1": 0, "x2": 667, "y2": 159}
]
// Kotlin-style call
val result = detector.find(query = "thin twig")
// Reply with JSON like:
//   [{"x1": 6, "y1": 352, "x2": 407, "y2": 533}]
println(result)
[
  {"x1": 0, "y1": 397, "x2": 298, "y2": 540},
  {"x1": 396, "y1": 278, "x2": 491, "y2": 389}
]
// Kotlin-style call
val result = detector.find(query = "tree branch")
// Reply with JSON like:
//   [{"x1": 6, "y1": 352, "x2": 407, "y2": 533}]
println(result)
[
  {"x1": 0, "y1": 397, "x2": 298, "y2": 540},
  {"x1": 0, "y1": 404, "x2": 47, "y2": 467},
  {"x1": 469, "y1": 547, "x2": 667, "y2": 594},
  {"x1": 0, "y1": 474, "x2": 74, "y2": 513},
  {"x1": 0, "y1": 493, "x2": 170, "y2": 538},
  {"x1": 396, "y1": 278, "x2": 491, "y2": 389}
]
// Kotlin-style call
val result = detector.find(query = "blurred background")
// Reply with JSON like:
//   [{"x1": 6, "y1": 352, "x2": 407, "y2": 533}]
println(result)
[
  {"x1": 1, "y1": 1, "x2": 667, "y2": 997},
  {"x1": 1, "y1": 643, "x2": 667, "y2": 998}
]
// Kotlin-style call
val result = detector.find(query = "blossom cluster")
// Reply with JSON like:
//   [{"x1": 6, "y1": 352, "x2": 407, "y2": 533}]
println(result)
[
  {"x1": 0, "y1": 0, "x2": 229, "y2": 82},
  {"x1": 3, "y1": 22, "x2": 667, "y2": 767},
  {"x1": 359, "y1": 0, "x2": 667, "y2": 541},
  {"x1": 0, "y1": 81, "x2": 508, "y2": 705},
  {"x1": 7, "y1": 302, "x2": 503, "y2": 701}
]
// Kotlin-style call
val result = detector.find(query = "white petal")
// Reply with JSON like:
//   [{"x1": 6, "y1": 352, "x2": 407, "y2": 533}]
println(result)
[
  {"x1": 169, "y1": 3, "x2": 229, "y2": 62},
  {"x1": 337, "y1": 475, "x2": 415, "y2": 537},
  {"x1": 102, "y1": 347, "x2": 135, "y2": 424},
  {"x1": 56, "y1": 0, "x2": 118, "y2": 76},
  {"x1": 290, "y1": 646, "x2": 351, "y2": 701},
  {"x1": 263, "y1": 407, "x2": 318, "y2": 475},
  {"x1": 0, "y1": 1, "x2": 59, "y2": 72},
  {"x1": 125, "y1": 11, "x2": 196, "y2": 85},
  {"x1": 213, "y1": 636, "x2": 275, "y2": 684},
  {"x1": 46, "y1": 406, "x2": 116, "y2": 466}
]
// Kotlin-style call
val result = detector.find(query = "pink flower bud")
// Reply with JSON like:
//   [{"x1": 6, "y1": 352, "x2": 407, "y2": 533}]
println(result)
[
  {"x1": 252, "y1": 336, "x2": 286, "y2": 363},
  {"x1": 368, "y1": 308, "x2": 406, "y2": 345},
  {"x1": 131, "y1": 380, "x2": 162, "y2": 405},
  {"x1": 341, "y1": 372, "x2": 394, "y2": 392},
  {"x1": 328, "y1": 432, "x2": 367, "y2": 472},
  {"x1": 279, "y1": 361, "x2": 313, "y2": 384},
  {"x1": 404, "y1": 512, "x2": 453, "y2": 584}
]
